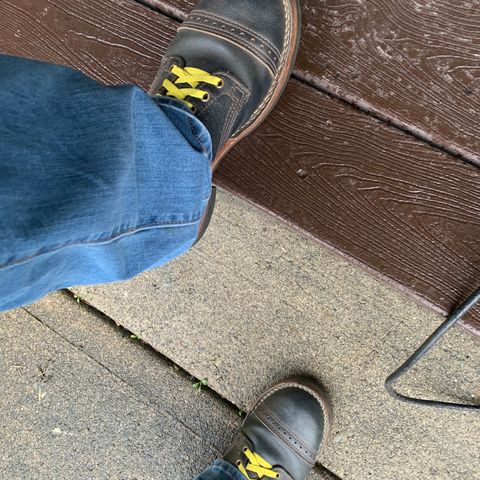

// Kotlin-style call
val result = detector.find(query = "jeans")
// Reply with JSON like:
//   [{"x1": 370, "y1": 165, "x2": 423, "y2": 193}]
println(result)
[
  {"x1": 0, "y1": 55, "x2": 212, "y2": 311},
  {"x1": 194, "y1": 460, "x2": 245, "y2": 480}
]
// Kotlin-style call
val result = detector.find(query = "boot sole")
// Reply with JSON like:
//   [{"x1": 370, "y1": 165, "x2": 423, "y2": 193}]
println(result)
[
  {"x1": 196, "y1": 0, "x2": 301, "y2": 242},
  {"x1": 212, "y1": 0, "x2": 302, "y2": 171}
]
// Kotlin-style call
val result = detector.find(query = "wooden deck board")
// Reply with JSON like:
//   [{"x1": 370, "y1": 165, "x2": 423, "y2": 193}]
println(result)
[
  {"x1": 144, "y1": 0, "x2": 480, "y2": 166},
  {"x1": 220, "y1": 80, "x2": 480, "y2": 335},
  {"x1": 0, "y1": 0, "x2": 479, "y2": 334}
]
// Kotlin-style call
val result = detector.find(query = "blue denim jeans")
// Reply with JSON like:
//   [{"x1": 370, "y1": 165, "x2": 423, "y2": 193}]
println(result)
[
  {"x1": 0, "y1": 55, "x2": 212, "y2": 311},
  {"x1": 194, "y1": 460, "x2": 245, "y2": 480}
]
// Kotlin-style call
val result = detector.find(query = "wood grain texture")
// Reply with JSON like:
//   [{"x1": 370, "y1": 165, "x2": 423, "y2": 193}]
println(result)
[
  {"x1": 218, "y1": 80, "x2": 480, "y2": 334},
  {"x1": 0, "y1": 0, "x2": 177, "y2": 89},
  {"x1": 143, "y1": 0, "x2": 480, "y2": 166},
  {"x1": 0, "y1": 0, "x2": 479, "y2": 334}
]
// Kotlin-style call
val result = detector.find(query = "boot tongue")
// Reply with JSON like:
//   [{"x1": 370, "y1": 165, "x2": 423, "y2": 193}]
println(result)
[{"x1": 151, "y1": 58, "x2": 249, "y2": 160}]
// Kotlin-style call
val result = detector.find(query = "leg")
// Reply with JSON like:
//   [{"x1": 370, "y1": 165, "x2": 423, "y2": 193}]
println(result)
[
  {"x1": 0, "y1": 55, "x2": 212, "y2": 311},
  {"x1": 2, "y1": 0, "x2": 300, "y2": 310}
]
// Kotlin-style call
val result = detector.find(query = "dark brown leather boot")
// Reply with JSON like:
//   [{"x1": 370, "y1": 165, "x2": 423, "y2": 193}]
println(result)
[
  {"x1": 223, "y1": 377, "x2": 332, "y2": 480},
  {"x1": 150, "y1": 0, "x2": 301, "y2": 241},
  {"x1": 151, "y1": 0, "x2": 301, "y2": 168}
]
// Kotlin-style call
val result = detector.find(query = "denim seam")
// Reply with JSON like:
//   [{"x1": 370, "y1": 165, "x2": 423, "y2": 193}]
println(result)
[
  {"x1": 0, "y1": 218, "x2": 201, "y2": 270},
  {"x1": 188, "y1": 116, "x2": 209, "y2": 155},
  {"x1": 154, "y1": 96, "x2": 211, "y2": 159}
]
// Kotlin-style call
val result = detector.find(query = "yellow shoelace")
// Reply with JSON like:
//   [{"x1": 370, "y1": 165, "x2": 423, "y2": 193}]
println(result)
[
  {"x1": 237, "y1": 448, "x2": 279, "y2": 479},
  {"x1": 158, "y1": 65, "x2": 223, "y2": 110}
]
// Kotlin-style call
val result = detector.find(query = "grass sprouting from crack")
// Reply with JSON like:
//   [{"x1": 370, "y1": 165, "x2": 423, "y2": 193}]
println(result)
[{"x1": 192, "y1": 378, "x2": 208, "y2": 393}]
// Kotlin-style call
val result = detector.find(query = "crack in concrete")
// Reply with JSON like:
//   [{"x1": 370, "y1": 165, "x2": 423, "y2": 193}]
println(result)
[
  {"x1": 22, "y1": 301, "x2": 222, "y2": 456},
  {"x1": 38, "y1": 291, "x2": 341, "y2": 479},
  {"x1": 65, "y1": 291, "x2": 342, "y2": 479}
]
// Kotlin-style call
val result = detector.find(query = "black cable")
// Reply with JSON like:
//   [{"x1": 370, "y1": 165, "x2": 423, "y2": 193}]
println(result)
[{"x1": 385, "y1": 287, "x2": 480, "y2": 411}]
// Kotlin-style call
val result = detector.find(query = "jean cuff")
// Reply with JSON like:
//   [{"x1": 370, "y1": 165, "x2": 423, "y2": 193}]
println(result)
[
  {"x1": 153, "y1": 96, "x2": 213, "y2": 163},
  {"x1": 197, "y1": 459, "x2": 246, "y2": 480}
]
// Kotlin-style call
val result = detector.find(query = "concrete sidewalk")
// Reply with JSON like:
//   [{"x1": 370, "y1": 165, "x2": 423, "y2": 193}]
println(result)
[
  {"x1": 1, "y1": 190, "x2": 478, "y2": 480},
  {"x1": 0, "y1": 292, "x2": 335, "y2": 480},
  {"x1": 72, "y1": 190, "x2": 480, "y2": 480}
]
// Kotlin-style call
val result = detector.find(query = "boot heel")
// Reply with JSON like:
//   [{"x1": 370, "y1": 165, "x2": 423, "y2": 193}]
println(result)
[{"x1": 194, "y1": 186, "x2": 217, "y2": 245}]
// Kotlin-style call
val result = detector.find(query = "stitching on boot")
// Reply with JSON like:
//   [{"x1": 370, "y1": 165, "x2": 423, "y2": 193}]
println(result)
[
  {"x1": 257, "y1": 404, "x2": 317, "y2": 460},
  {"x1": 233, "y1": 0, "x2": 292, "y2": 134},
  {"x1": 255, "y1": 404, "x2": 317, "y2": 464},
  {"x1": 183, "y1": 12, "x2": 281, "y2": 74},
  {"x1": 194, "y1": 71, "x2": 250, "y2": 148},
  {"x1": 255, "y1": 382, "x2": 332, "y2": 448},
  {"x1": 178, "y1": 25, "x2": 277, "y2": 77},
  {"x1": 217, "y1": 74, "x2": 251, "y2": 146},
  {"x1": 194, "y1": 10, "x2": 282, "y2": 58}
]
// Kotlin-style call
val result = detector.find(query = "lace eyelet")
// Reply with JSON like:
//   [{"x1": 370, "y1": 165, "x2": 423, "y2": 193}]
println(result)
[
  {"x1": 217, "y1": 79, "x2": 225, "y2": 89},
  {"x1": 202, "y1": 92, "x2": 211, "y2": 102}
]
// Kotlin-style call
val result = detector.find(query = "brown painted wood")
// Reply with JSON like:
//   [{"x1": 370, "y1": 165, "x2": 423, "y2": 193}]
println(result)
[
  {"x1": 219, "y1": 80, "x2": 480, "y2": 335},
  {"x1": 0, "y1": 0, "x2": 479, "y2": 334},
  {"x1": 143, "y1": 0, "x2": 480, "y2": 166},
  {"x1": 0, "y1": 0, "x2": 177, "y2": 89}
]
